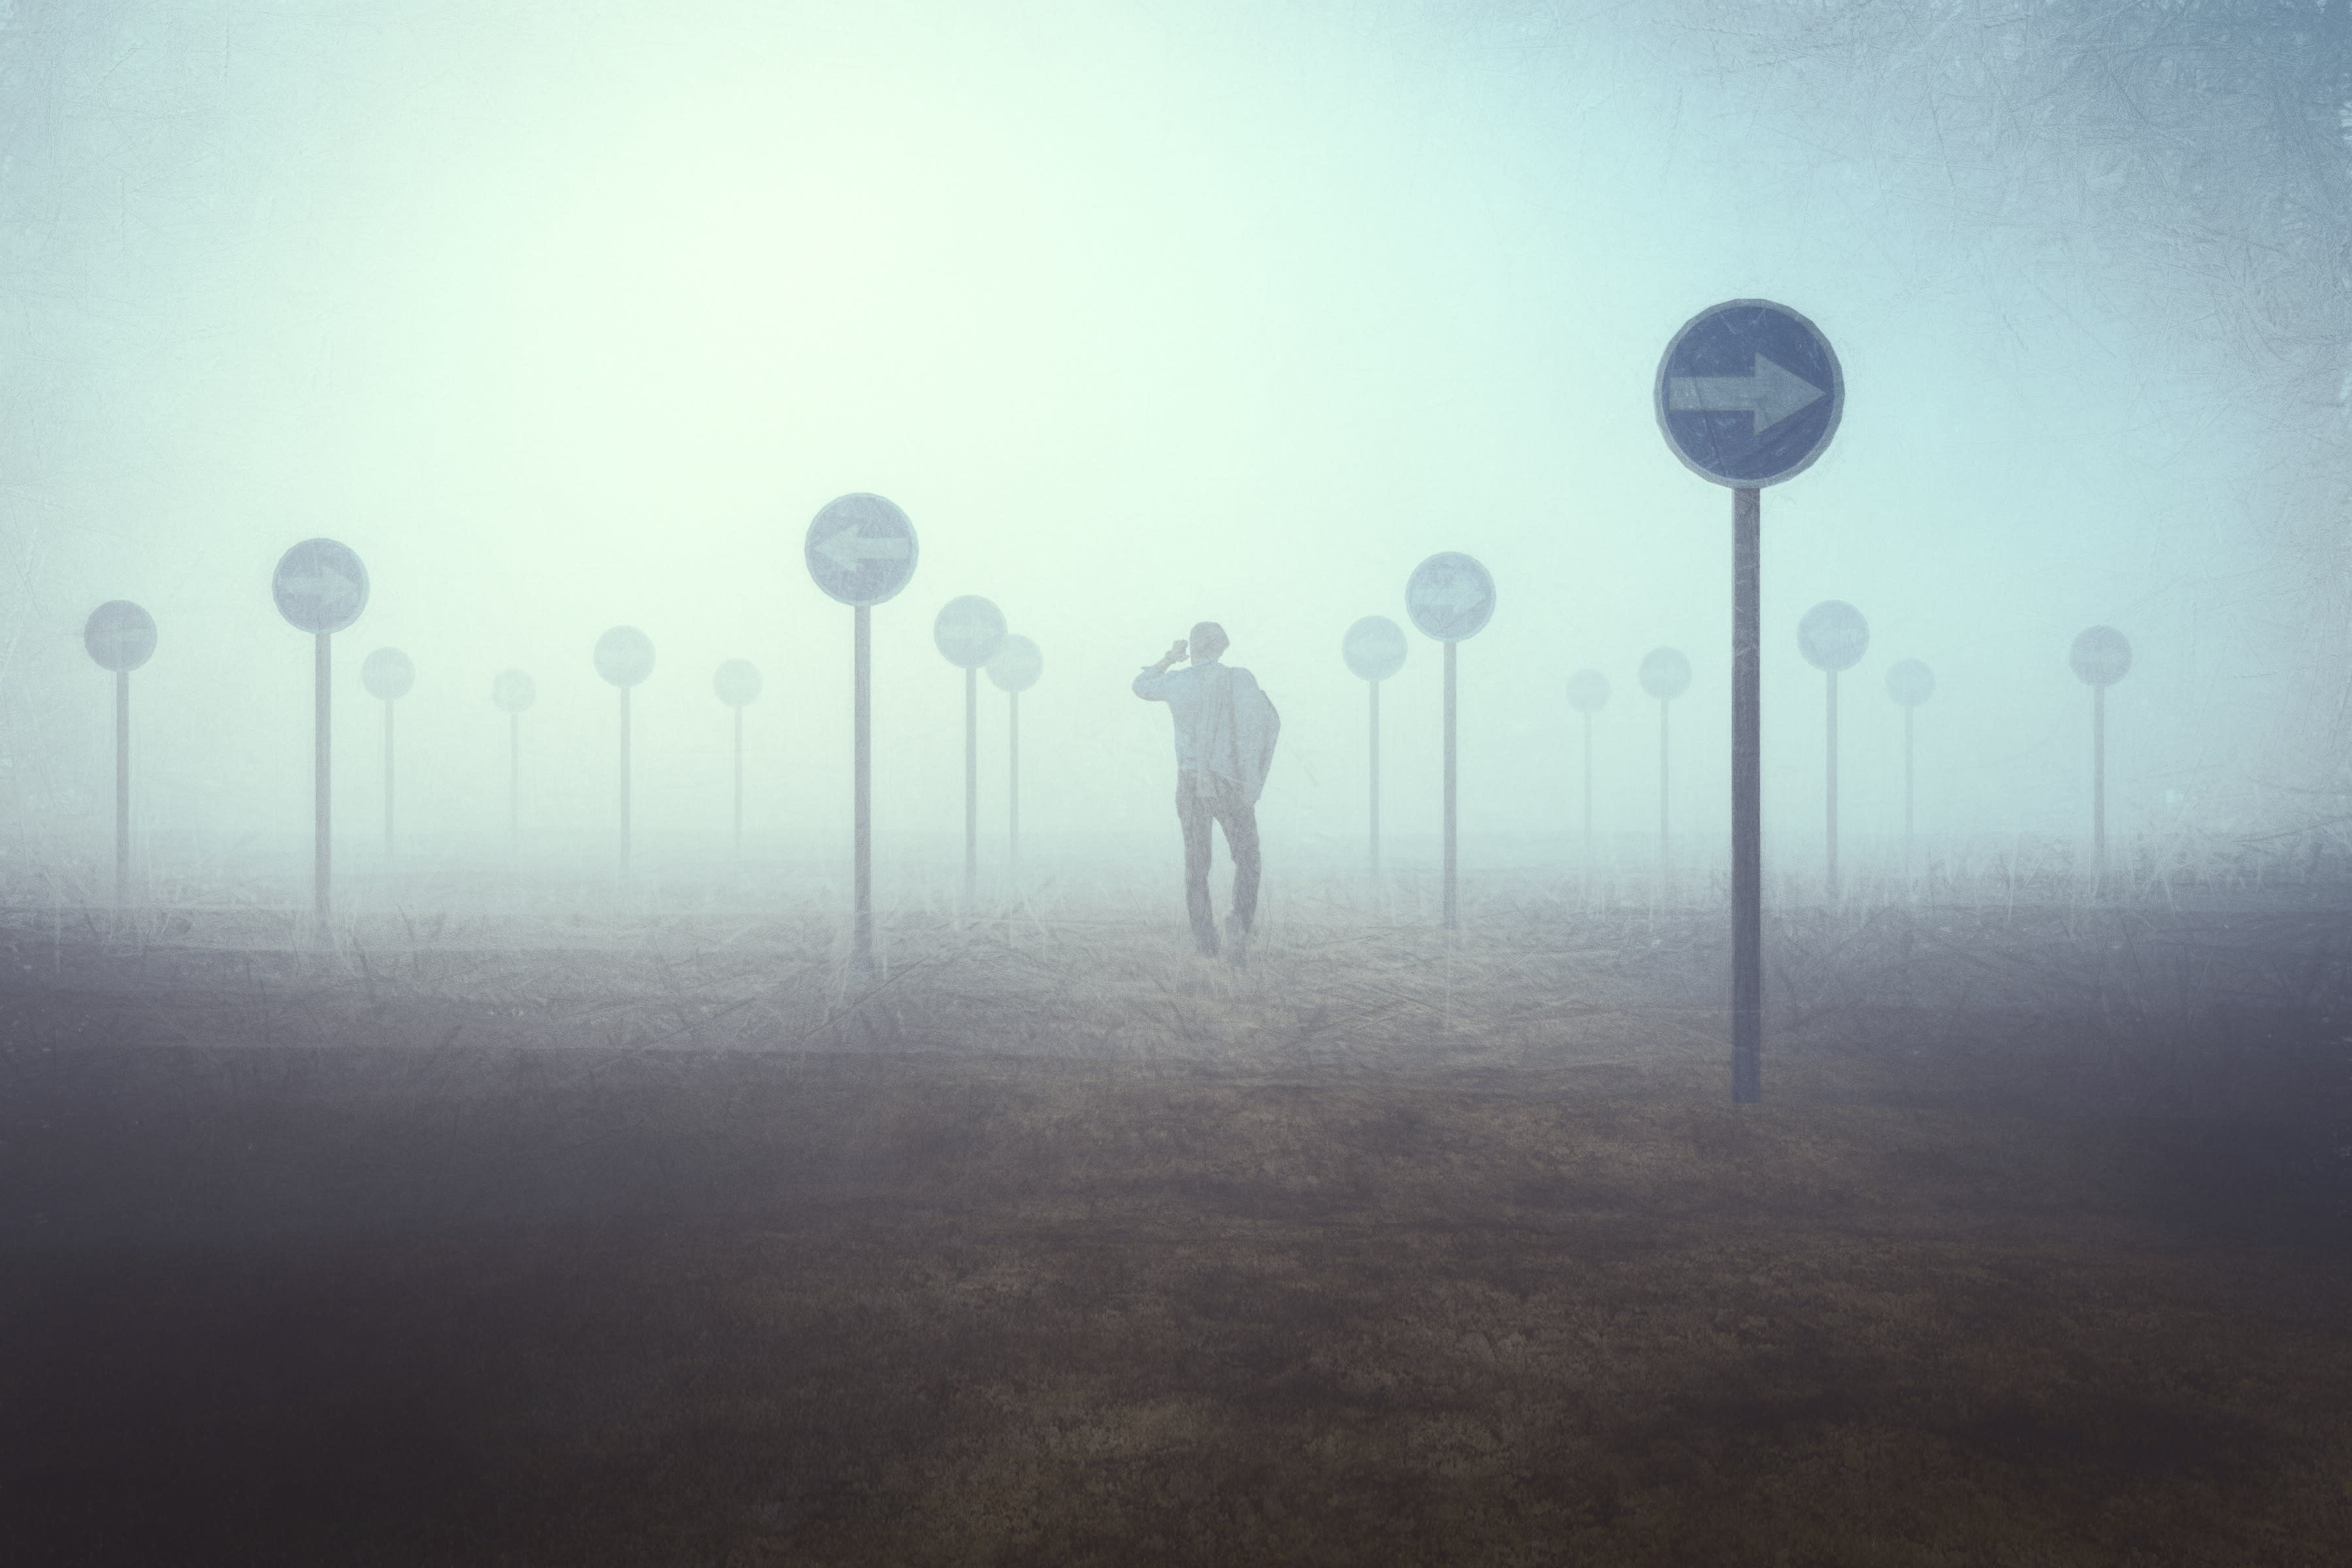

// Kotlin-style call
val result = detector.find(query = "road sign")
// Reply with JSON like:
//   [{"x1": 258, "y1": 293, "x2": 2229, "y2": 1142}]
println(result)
[
  {"x1": 985, "y1": 635, "x2": 1043, "y2": 870},
  {"x1": 595, "y1": 626, "x2": 655, "y2": 687},
  {"x1": 361, "y1": 647, "x2": 415, "y2": 701},
  {"x1": 492, "y1": 670, "x2": 534, "y2": 851},
  {"x1": 1656, "y1": 299, "x2": 1845, "y2": 1105},
  {"x1": 1639, "y1": 646, "x2": 1691, "y2": 702},
  {"x1": 1655, "y1": 300, "x2": 1843, "y2": 487},
  {"x1": 2072, "y1": 627, "x2": 2131, "y2": 882},
  {"x1": 272, "y1": 538, "x2": 369, "y2": 634},
  {"x1": 934, "y1": 596, "x2": 1007, "y2": 669},
  {"x1": 1566, "y1": 670, "x2": 1610, "y2": 715},
  {"x1": 85, "y1": 600, "x2": 156, "y2": 906},
  {"x1": 988, "y1": 635, "x2": 1042, "y2": 693},
  {"x1": 937, "y1": 596, "x2": 1009, "y2": 902},
  {"x1": 2070, "y1": 626, "x2": 2131, "y2": 687},
  {"x1": 1798, "y1": 600, "x2": 1870, "y2": 672},
  {"x1": 714, "y1": 659, "x2": 762, "y2": 706},
  {"x1": 1886, "y1": 660, "x2": 1935, "y2": 874},
  {"x1": 359, "y1": 648, "x2": 414, "y2": 852},
  {"x1": 1342, "y1": 616, "x2": 1407, "y2": 683},
  {"x1": 1639, "y1": 647, "x2": 1691, "y2": 889},
  {"x1": 806, "y1": 493, "x2": 919, "y2": 608},
  {"x1": 1405, "y1": 553, "x2": 1495, "y2": 643},
  {"x1": 1886, "y1": 659, "x2": 1935, "y2": 708},
  {"x1": 84, "y1": 601, "x2": 156, "y2": 672},
  {"x1": 492, "y1": 670, "x2": 536, "y2": 713}
]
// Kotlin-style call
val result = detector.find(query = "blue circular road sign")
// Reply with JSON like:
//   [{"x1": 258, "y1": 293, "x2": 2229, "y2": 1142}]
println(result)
[
  {"x1": 1655, "y1": 301, "x2": 1842, "y2": 487},
  {"x1": 1639, "y1": 646, "x2": 1691, "y2": 702},
  {"x1": 987, "y1": 634, "x2": 1043, "y2": 694},
  {"x1": 714, "y1": 659, "x2": 762, "y2": 707},
  {"x1": 806, "y1": 493, "x2": 919, "y2": 608},
  {"x1": 272, "y1": 538, "x2": 370, "y2": 634},
  {"x1": 492, "y1": 670, "x2": 536, "y2": 714},
  {"x1": 1405, "y1": 553, "x2": 1495, "y2": 643},
  {"x1": 595, "y1": 626, "x2": 655, "y2": 688},
  {"x1": 361, "y1": 647, "x2": 416, "y2": 701},
  {"x1": 84, "y1": 600, "x2": 157, "y2": 673}
]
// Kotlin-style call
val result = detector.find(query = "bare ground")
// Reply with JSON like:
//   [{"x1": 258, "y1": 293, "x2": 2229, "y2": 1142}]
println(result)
[{"x1": 2, "y1": 896, "x2": 2347, "y2": 1565}]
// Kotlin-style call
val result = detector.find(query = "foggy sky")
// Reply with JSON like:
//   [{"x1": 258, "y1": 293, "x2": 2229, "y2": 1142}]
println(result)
[{"x1": 3, "y1": 0, "x2": 2342, "y2": 883}]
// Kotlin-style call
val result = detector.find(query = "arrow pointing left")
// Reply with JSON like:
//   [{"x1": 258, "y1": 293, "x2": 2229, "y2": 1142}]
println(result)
[{"x1": 816, "y1": 527, "x2": 913, "y2": 572}]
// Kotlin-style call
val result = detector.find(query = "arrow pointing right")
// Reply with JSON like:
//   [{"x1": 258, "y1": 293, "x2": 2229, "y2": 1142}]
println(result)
[
  {"x1": 281, "y1": 565, "x2": 358, "y2": 607},
  {"x1": 815, "y1": 527, "x2": 913, "y2": 572},
  {"x1": 1666, "y1": 351, "x2": 1827, "y2": 434}
]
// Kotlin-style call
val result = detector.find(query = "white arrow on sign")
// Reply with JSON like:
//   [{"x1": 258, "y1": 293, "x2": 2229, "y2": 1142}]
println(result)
[
  {"x1": 282, "y1": 564, "x2": 360, "y2": 608},
  {"x1": 815, "y1": 527, "x2": 913, "y2": 572},
  {"x1": 1418, "y1": 575, "x2": 1487, "y2": 617},
  {"x1": 1665, "y1": 353, "x2": 1826, "y2": 434}
]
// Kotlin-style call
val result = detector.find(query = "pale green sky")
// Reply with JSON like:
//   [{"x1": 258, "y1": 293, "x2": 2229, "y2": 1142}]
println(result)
[{"x1": 14, "y1": 1, "x2": 2307, "y2": 881}]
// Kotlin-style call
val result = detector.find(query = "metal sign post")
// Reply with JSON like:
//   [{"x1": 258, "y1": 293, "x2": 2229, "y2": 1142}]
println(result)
[
  {"x1": 492, "y1": 671, "x2": 536, "y2": 853},
  {"x1": 1565, "y1": 670, "x2": 1610, "y2": 881},
  {"x1": 713, "y1": 661, "x2": 764, "y2": 862},
  {"x1": 594, "y1": 628, "x2": 656, "y2": 876},
  {"x1": 2070, "y1": 627, "x2": 2132, "y2": 885},
  {"x1": 986, "y1": 634, "x2": 1043, "y2": 872},
  {"x1": 83, "y1": 601, "x2": 157, "y2": 907},
  {"x1": 272, "y1": 539, "x2": 370, "y2": 927},
  {"x1": 934, "y1": 596, "x2": 1008, "y2": 904},
  {"x1": 1797, "y1": 600, "x2": 1870, "y2": 899},
  {"x1": 360, "y1": 649, "x2": 416, "y2": 855},
  {"x1": 1638, "y1": 647, "x2": 1691, "y2": 892},
  {"x1": 1343, "y1": 617, "x2": 1408, "y2": 880},
  {"x1": 1884, "y1": 660, "x2": 1935, "y2": 876},
  {"x1": 1405, "y1": 555, "x2": 1496, "y2": 931},
  {"x1": 805, "y1": 493, "x2": 920, "y2": 972},
  {"x1": 1655, "y1": 299, "x2": 1844, "y2": 1104}
]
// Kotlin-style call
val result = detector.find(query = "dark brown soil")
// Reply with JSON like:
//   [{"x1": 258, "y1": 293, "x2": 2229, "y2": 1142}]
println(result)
[{"x1": 2, "y1": 906, "x2": 2347, "y2": 1565}]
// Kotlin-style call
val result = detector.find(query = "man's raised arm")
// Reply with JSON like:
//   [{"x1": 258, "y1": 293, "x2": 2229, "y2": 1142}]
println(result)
[{"x1": 1132, "y1": 638, "x2": 1188, "y2": 700}]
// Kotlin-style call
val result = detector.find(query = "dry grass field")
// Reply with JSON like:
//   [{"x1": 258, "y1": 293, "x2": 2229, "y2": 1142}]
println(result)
[{"x1": 3, "y1": 879, "x2": 2349, "y2": 1564}]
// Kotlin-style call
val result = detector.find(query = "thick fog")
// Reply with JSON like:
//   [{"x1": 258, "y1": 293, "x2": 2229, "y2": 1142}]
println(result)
[{"x1": 3, "y1": 0, "x2": 2345, "y2": 889}]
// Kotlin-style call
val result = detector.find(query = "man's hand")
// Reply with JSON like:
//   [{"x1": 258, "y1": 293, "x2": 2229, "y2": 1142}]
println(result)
[{"x1": 1151, "y1": 638, "x2": 1187, "y2": 673}]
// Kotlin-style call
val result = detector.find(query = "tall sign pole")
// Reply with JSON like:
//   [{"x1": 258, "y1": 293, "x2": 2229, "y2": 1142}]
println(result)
[
  {"x1": 2070, "y1": 627, "x2": 2132, "y2": 885},
  {"x1": 1342, "y1": 617, "x2": 1408, "y2": 881},
  {"x1": 594, "y1": 627, "x2": 656, "y2": 877},
  {"x1": 987, "y1": 634, "x2": 1043, "y2": 875},
  {"x1": 1639, "y1": 647, "x2": 1691, "y2": 894},
  {"x1": 1655, "y1": 300, "x2": 1844, "y2": 1104},
  {"x1": 1405, "y1": 555, "x2": 1496, "y2": 931},
  {"x1": 272, "y1": 539, "x2": 370, "y2": 928},
  {"x1": 1884, "y1": 660, "x2": 1935, "y2": 876},
  {"x1": 934, "y1": 596, "x2": 1008, "y2": 904},
  {"x1": 360, "y1": 649, "x2": 416, "y2": 855},
  {"x1": 806, "y1": 493, "x2": 919, "y2": 972},
  {"x1": 1797, "y1": 600, "x2": 1869, "y2": 900},
  {"x1": 492, "y1": 671, "x2": 535, "y2": 854},
  {"x1": 713, "y1": 661, "x2": 764, "y2": 862},
  {"x1": 83, "y1": 602, "x2": 157, "y2": 907},
  {"x1": 1565, "y1": 670, "x2": 1610, "y2": 882}
]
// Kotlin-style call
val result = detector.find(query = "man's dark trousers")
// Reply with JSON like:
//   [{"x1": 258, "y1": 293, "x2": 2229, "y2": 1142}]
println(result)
[{"x1": 1175, "y1": 770, "x2": 1259, "y2": 955}]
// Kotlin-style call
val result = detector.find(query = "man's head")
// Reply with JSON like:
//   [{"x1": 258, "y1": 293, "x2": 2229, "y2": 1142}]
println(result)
[{"x1": 1188, "y1": 621, "x2": 1230, "y2": 662}]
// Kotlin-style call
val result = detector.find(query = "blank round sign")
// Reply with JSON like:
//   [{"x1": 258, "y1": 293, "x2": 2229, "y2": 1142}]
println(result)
[
  {"x1": 361, "y1": 647, "x2": 416, "y2": 701},
  {"x1": 1797, "y1": 600, "x2": 1870, "y2": 674},
  {"x1": 1886, "y1": 659, "x2": 1935, "y2": 708},
  {"x1": 1341, "y1": 615, "x2": 1407, "y2": 682},
  {"x1": 1566, "y1": 669, "x2": 1610, "y2": 715},
  {"x1": 2070, "y1": 626, "x2": 2131, "y2": 687},
  {"x1": 987, "y1": 634, "x2": 1043, "y2": 694},
  {"x1": 713, "y1": 659, "x2": 762, "y2": 707},
  {"x1": 491, "y1": 670, "x2": 536, "y2": 714},
  {"x1": 934, "y1": 595, "x2": 1008, "y2": 670},
  {"x1": 1639, "y1": 647, "x2": 1691, "y2": 702},
  {"x1": 84, "y1": 600, "x2": 156, "y2": 673},
  {"x1": 594, "y1": 626, "x2": 655, "y2": 688}
]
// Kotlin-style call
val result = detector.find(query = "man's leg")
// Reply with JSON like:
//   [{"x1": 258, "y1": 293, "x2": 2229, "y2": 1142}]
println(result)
[
  {"x1": 1221, "y1": 795, "x2": 1262, "y2": 936},
  {"x1": 1177, "y1": 776, "x2": 1218, "y2": 954}
]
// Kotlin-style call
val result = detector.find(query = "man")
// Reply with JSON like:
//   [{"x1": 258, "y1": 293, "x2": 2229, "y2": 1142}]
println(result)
[{"x1": 1133, "y1": 621, "x2": 1279, "y2": 959}]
